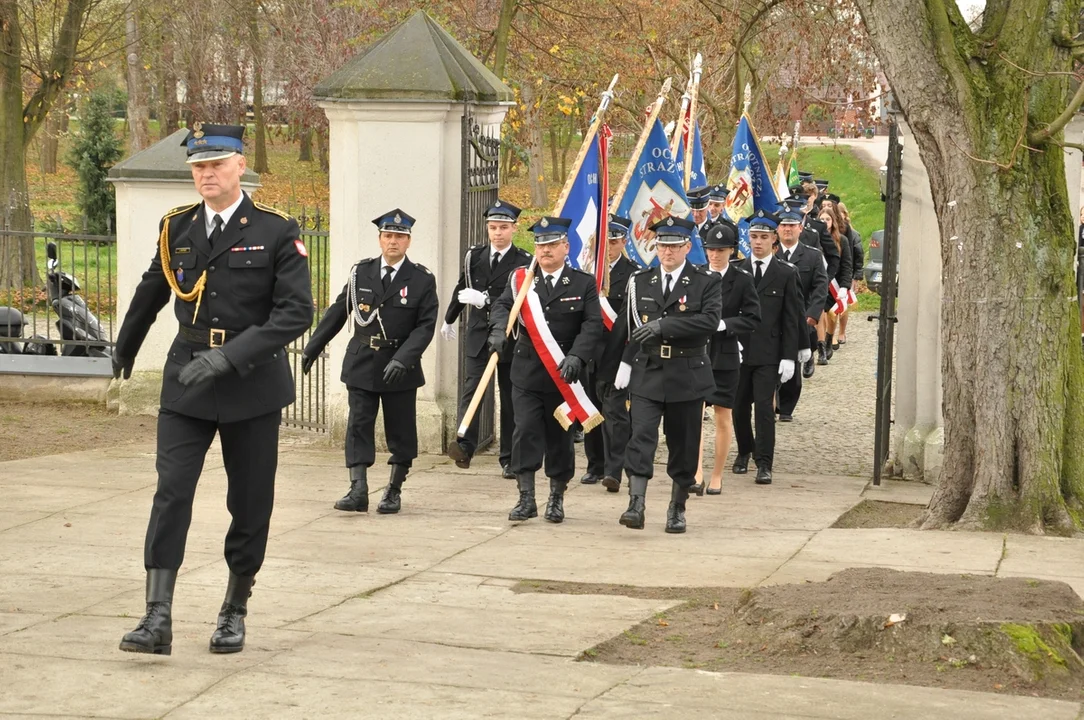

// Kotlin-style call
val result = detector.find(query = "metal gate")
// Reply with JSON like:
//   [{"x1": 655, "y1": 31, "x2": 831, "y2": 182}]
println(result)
[
  {"x1": 871, "y1": 121, "x2": 902, "y2": 484},
  {"x1": 283, "y1": 208, "x2": 330, "y2": 432},
  {"x1": 459, "y1": 109, "x2": 500, "y2": 450}
]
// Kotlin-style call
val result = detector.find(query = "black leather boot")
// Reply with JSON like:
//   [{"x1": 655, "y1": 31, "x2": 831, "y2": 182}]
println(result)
[
  {"x1": 802, "y1": 357, "x2": 815, "y2": 378},
  {"x1": 119, "y1": 569, "x2": 177, "y2": 655},
  {"x1": 209, "y1": 573, "x2": 254, "y2": 654},
  {"x1": 620, "y1": 475, "x2": 647, "y2": 530},
  {"x1": 377, "y1": 464, "x2": 408, "y2": 514},
  {"x1": 816, "y1": 341, "x2": 829, "y2": 365},
  {"x1": 825, "y1": 333, "x2": 835, "y2": 360},
  {"x1": 509, "y1": 472, "x2": 538, "y2": 521},
  {"x1": 334, "y1": 466, "x2": 369, "y2": 512},
  {"x1": 544, "y1": 478, "x2": 567, "y2": 523},
  {"x1": 665, "y1": 482, "x2": 689, "y2": 534}
]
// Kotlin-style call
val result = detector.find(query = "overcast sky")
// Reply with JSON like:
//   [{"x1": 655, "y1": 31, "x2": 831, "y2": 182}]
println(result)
[{"x1": 957, "y1": 1, "x2": 985, "y2": 21}]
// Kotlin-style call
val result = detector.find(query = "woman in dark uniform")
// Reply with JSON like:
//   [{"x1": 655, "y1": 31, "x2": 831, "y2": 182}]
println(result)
[{"x1": 697, "y1": 221, "x2": 760, "y2": 493}]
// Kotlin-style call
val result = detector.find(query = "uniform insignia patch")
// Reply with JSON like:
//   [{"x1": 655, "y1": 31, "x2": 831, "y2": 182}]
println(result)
[
  {"x1": 361, "y1": 304, "x2": 370, "y2": 312},
  {"x1": 394, "y1": 213, "x2": 402, "y2": 223},
  {"x1": 540, "y1": 218, "x2": 549, "y2": 228},
  {"x1": 175, "y1": 247, "x2": 191, "y2": 254},
  {"x1": 562, "y1": 276, "x2": 570, "y2": 285},
  {"x1": 294, "y1": 239, "x2": 308, "y2": 257},
  {"x1": 192, "y1": 122, "x2": 204, "y2": 139}
]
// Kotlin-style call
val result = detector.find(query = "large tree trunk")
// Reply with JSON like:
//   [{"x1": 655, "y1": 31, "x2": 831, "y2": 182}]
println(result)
[
  {"x1": 856, "y1": 0, "x2": 1084, "y2": 533},
  {"x1": 39, "y1": 107, "x2": 63, "y2": 174},
  {"x1": 158, "y1": 22, "x2": 179, "y2": 138},
  {"x1": 297, "y1": 123, "x2": 312, "y2": 162},
  {"x1": 0, "y1": 0, "x2": 35, "y2": 290},
  {"x1": 522, "y1": 83, "x2": 548, "y2": 207},
  {"x1": 491, "y1": 0, "x2": 516, "y2": 80},
  {"x1": 248, "y1": 0, "x2": 268, "y2": 174},
  {"x1": 125, "y1": 5, "x2": 150, "y2": 152}
]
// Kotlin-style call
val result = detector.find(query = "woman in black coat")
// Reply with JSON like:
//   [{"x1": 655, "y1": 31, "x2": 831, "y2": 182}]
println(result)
[{"x1": 837, "y1": 202, "x2": 863, "y2": 345}]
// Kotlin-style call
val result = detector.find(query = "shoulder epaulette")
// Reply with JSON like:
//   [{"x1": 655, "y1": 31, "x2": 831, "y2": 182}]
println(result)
[
  {"x1": 164, "y1": 202, "x2": 199, "y2": 220},
  {"x1": 415, "y1": 263, "x2": 432, "y2": 275},
  {"x1": 735, "y1": 266, "x2": 751, "y2": 276},
  {"x1": 254, "y1": 201, "x2": 293, "y2": 222}
]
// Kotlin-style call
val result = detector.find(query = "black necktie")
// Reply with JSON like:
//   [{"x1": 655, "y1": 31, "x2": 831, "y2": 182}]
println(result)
[
  {"x1": 754, "y1": 261, "x2": 763, "y2": 284},
  {"x1": 785, "y1": 250, "x2": 792, "y2": 262},
  {"x1": 663, "y1": 273, "x2": 672, "y2": 300},
  {"x1": 210, "y1": 214, "x2": 223, "y2": 248},
  {"x1": 491, "y1": 251, "x2": 501, "y2": 272},
  {"x1": 545, "y1": 274, "x2": 555, "y2": 293},
  {"x1": 382, "y1": 265, "x2": 394, "y2": 291}
]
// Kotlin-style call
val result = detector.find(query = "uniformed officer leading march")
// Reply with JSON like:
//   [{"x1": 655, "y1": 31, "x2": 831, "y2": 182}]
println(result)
[
  {"x1": 112, "y1": 123, "x2": 314, "y2": 656},
  {"x1": 442, "y1": 200, "x2": 532, "y2": 478},
  {"x1": 302, "y1": 209, "x2": 438, "y2": 516},
  {"x1": 614, "y1": 216, "x2": 722, "y2": 533}
]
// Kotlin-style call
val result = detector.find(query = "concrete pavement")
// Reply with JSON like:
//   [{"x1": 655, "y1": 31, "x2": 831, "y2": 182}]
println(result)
[{"x1": 2, "y1": 443, "x2": 1083, "y2": 719}]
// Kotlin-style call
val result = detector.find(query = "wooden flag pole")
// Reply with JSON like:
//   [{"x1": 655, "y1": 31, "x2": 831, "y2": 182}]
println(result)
[
  {"x1": 611, "y1": 77, "x2": 673, "y2": 210},
  {"x1": 669, "y1": 75, "x2": 692, "y2": 159},
  {"x1": 456, "y1": 76, "x2": 620, "y2": 440},
  {"x1": 682, "y1": 53, "x2": 703, "y2": 190}
]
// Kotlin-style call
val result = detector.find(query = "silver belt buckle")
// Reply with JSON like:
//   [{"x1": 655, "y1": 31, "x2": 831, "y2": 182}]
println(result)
[
  {"x1": 660, "y1": 344, "x2": 672, "y2": 359},
  {"x1": 209, "y1": 328, "x2": 226, "y2": 348},
  {"x1": 369, "y1": 335, "x2": 381, "y2": 349}
]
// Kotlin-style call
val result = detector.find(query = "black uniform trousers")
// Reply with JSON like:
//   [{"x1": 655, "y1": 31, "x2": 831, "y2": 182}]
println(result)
[
  {"x1": 346, "y1": 386, "x2": 418, "y2": 469},
  {"x1": 510, "y1": 384, "x2": 575, "y2": 483},
  {"x1": 777, "y1": 328, "x2": 818, "y2": 416},
  {"x1": 582, "y1": 370, "x2": 605, "y2": 476},
  {"x1": 734, "y1": 364, "x2": 778, "y2": 469},
  {"x1": 145, "y1": 408, "x2": 280, "y2": 577},
  {"x1": 624, "y1": 395, "x2": 702, "y2": 489},
  {"x1": 458, "y1": 352, "x2": 514, "y2": 465},
  {"x1": 596, "y1": 379, "x2": 631, "y2": 480}
]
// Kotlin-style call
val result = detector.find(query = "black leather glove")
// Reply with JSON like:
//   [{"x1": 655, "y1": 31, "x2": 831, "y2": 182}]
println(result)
[
  {"x1": 177, "y1": 348, "x2": 233, "y2": 387},
  {"x1": 112, "y1": 353, "x2": 133, "y2": 380},
  {"x1": 631, "y1": 319, "x2": 662, "y2": 344},
  {"x1": 487, "y1": 329, "x2": 507, "y2": 355},
  {"x1": 301, "y1": 353, "x2": 316, "y2": 375},
  {"x1": 558, "y1": 355, "x2": 584, "y2": 383},
  {"x1": 382, "y1": 358, "x2": 407, "y2": 385}
]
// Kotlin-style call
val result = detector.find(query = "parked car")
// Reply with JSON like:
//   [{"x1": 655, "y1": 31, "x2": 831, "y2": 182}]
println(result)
[{"x1": 863, "y1": 229, "x2": 899, "y2": 294}]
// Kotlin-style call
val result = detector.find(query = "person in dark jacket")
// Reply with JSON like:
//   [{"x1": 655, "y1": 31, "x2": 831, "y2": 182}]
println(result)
[
  {"x1": 819, "y1": 203, "x2": 851, "y2": 357},
  {"x1": 837, "y1": 201, "x2": 863, "y2": 345},
  {"x1": 698, "y1": 220, "x2": 760, "y2": 493},
  {"x1": 113, "y1": 123, "x2": 314, "y2": 656},
  {"x1": 302, "y1": 209, "x2": 438, "y2": 516},
  {"x1": 441, "y1": 200, "x2": 532, "y2": 477}
]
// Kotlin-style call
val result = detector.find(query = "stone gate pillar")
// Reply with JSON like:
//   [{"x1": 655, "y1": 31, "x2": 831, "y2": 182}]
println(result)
[
  {"x1": 313, "y1": 11, "x2": 513, "y2": 453},
  {"x1": 107, "y1": 130, "x2": 260, "y2": 415}
]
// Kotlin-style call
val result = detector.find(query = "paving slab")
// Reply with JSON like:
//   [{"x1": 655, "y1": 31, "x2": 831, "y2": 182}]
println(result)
[
  {"x1": 791, "y1": 528, "x2": 1005, "y2": 574},
  {"x1": 999, "y1": 535, "x2": 1084, "y2": 580},
  {"x1": 0, "y1": 542, "x2": 222, "y2": 581},
  {"x1": 0, "y1": 574, "x2": 136, "y2": 615},
  {"x1": 594, "y1": 666, "x2": 1083, "y2": 720},
  {"x1": 0, "y1": 510, "x2": 50, "y2": 532},
  {"x1": 0, "y1": 612, "x2": 53, "y2": 636},
  {"x1": 179, "y1": 556, "x2": 414, "y2": 597}
]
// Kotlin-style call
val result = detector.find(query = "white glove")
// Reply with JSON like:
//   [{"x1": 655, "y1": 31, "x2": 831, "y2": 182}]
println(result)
[
  {"x1": 440, "y1": 321, "x2": 457, "y2": 341},
  {"x1": 457, "y1": 288, "x2": 487, "y2": 308},
  {"x1": 778, "y1": 359, "x2": 795, "y2": 385},
  {"x1": 614, "y1": 362, "x2": 632, "y2": 390},
  {"x1": 798, "y1": 348, "x2": 812, "y2": 364},
  {"x1": 716, "y1": 319, "x2": 727, "y2": 332},
  {"x1": 737, "y1": 341, "x2": 743, "y2": 364}
]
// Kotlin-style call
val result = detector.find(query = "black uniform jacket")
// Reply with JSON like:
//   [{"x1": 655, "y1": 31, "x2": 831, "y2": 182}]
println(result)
[
  {"x1": 489, "y1": 265, "x2": 603, "y2": 392},
  {"x1": 836, "y1": 231, "x2": 855, "y2": 289},
  {"x1": 444, "y1": 244, "x2": 532, "y2": 359},
  {"x1": 801, "y1": 215, "x2": 840, "y2": 283},
  {"x1": 736, "y1": 256, "x2": 802, "y2": 366},
  {"x1": 776, "y1": 241, "x2": 828, "y2": 324},
  {"x1": 595, "y1": 255, "x2": 641, "y2": 384},
  {"x1": 616, "y1": 262, "x2": 722, "y2": 403},
  {"x1": 305, "y1": 256, "x2": 438, "y2": 392},
  {"x1": 706, "y1": 264, "x2": 761, "y2": 373}
]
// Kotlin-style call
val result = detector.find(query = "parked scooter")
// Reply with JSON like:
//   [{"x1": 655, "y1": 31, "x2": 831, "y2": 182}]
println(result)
[
  {"x1": 45, "y1": 241, "x2": 111, "y2": 358},
  {"x1": 0, "y1": 306, "x2": 57, "y2": 356}
]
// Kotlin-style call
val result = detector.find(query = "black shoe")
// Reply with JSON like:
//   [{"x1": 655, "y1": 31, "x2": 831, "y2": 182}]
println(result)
[
  {"x1": 209, "y1": 573, "x2": 254, "y2": 654},
  {"x1": 688, "y1": 481, "x2": 705, "y2": 497},
  {"x1": 119, "y1": 569, "x2": 176, "y2": 655},
  {"x1": 573, "y1": 429, "x2": 584, "y2": 444},
  {"x1": 778, "y1": 414, "x2": 793, "y2": 422},
  {"x1": 334, "y1": 466, "x2": 369, "y2": 512},
  {"x1": 501, "y1": 464, "x2": 515, "y2": 480},
  {"x1": 509, "y1": 472, "x2": 538, "y2": 521},
  {"x1": 706, "y1": 484, "x2": 722, "y2": 495},
  {"x1": 447, "y1": 441, "x2": 472, "y2": 469},
  {"x1": 755, "y1": 466, "x2": 773, "y2": 485},
  {"x1": 732, "y1": 453, "x2": 750, "y2": 474},
  {"x1": 817, "y1": 342, "x2": 829, "y2": 365},
  {"x1": 580, "y1": 472, "x2": 601, "y2": 485},
  {"x1": 825, "y1": 334, "x2": 835, "y2": 361},
  {"x1": 377, "y1": 464, "x2": 408, "y2": 514},
  {"x1": 619, "y1": 476, "x2": 647, "y2": 529},
  {"x1": 802, "y1": 359, "x2": 815, "y2": 378},
  {"x1": 665, "y1": 483, "x2": 689, "y2": 534},
  {"x1": 601, "y1": 475, "x2": 621, "y2": 493},
  {"x1": 544, "y1": 479, "x2": 567, "y2": 523}
]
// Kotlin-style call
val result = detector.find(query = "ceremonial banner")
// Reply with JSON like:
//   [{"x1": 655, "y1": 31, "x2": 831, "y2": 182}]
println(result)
[
  {"x1": 615, "y1": 119, "x2": 706, "y2": 268},
  {"x1": 724, "y1": 114, "x2": 779, "y2": 258},
  {"x1": 675, "y1": 121, "x2": 707, "y2": 189},
  {"x1": 564, "y1": 137, "x2": 603, "y2": 273}
]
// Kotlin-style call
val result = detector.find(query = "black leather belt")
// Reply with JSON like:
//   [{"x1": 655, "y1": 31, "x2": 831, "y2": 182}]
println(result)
[
  {"x1": 365, "y1": 335, "x2": 400, "y2": 349},
  {"x1": 178, "y1": 325, "x2": 239, "y2": 348},
  {"x1": 643, "y1": 344, "x2": 708, "y2": 359}
]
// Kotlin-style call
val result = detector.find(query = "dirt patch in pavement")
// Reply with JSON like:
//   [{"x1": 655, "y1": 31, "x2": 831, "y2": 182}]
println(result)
[
  {"x1": 519, "y1": 569, "x2": 1084, "y2": 701},
  {"x1": 0, "y1": 400, "x2": 158, "y2": 461},
  {"x1": 832, "y1": 499, "x2": 925, "y2": 529}
]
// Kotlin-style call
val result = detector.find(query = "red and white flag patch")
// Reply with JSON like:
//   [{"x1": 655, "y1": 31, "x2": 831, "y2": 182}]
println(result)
[{"x1": 294, "y1": 239, "x2": 308, "y2": 257}]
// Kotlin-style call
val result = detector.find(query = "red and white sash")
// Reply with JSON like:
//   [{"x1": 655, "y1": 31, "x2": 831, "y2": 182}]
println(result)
[
  {"x1": 599, "y1": 297, "x2": 618, "y2": 331},
  {"x1": 512, "y1": 268, "x2": 603, "y2": 432}
]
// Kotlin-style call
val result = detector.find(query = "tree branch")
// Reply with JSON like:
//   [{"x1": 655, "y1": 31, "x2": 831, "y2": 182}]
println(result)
[{"x1": 1029, "y1": 80, "x2": 1084, "y2": 146}]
